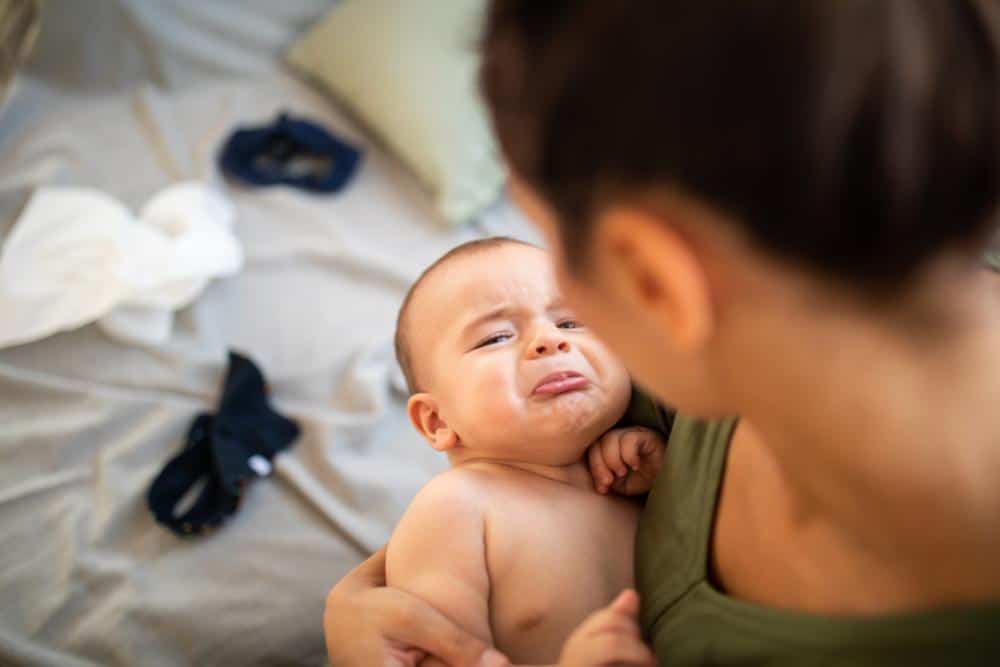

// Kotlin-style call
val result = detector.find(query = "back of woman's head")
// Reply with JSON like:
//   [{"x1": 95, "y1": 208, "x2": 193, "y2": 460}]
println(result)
[{"x1": 481, "y1": 0, "x2": 1000, "y2": 294}]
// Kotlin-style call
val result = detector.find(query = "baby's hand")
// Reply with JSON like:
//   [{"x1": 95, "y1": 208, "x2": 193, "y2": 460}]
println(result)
[
  {"x1": 588, "y1": 426, "x2": 666, "y2": 496},
  {"x1": 558, "y1": 590, "x2": 656, "y2": 667}
]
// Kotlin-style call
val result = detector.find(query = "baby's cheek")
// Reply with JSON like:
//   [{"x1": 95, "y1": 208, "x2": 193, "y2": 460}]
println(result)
[
  {"x1": 458, "y1": 367, "x2": 528, "y2": 448},
  {"x1": 609, "y1": 359, "x2": 633, "y2": 402},
  {"x1": 586, "y1": 343, "x2": 629, "y2": 390},
  {"x1": 591, "y1": 348, "x2": 633, "y2": 416},
  {"x1": 464, "y1": 360, "x2": 521, "y2": 418}
]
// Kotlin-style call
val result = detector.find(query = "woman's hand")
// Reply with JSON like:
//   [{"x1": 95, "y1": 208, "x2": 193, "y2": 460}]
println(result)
[
  {"x1": 324, "y1": 547, "x2": 511, "y2": 667},
  {"x1": 558, "y1": 590, "x2": 656, "y2": 667},
  {"x1": 588, "y1": 427, "x2": 667, "y2": 496}
]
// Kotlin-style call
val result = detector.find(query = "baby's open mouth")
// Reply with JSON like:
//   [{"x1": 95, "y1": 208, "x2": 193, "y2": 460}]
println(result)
[{"x1": 532, "y1": 371, "x2": 590, "y2": 396}]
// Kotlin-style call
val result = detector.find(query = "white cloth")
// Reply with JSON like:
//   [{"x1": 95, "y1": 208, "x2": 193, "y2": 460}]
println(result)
[
  {"x1": 0, "y1": 73, "x2": 539, "y2": 667},
  {"x1": 0, "y1": 181, "x2": 242, "y2": 348}
]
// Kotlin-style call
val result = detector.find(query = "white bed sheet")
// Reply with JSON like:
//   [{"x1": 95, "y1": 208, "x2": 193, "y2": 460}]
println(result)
[
  {"x1": 1, "y1": 0, "x2": 336, "y2": 152},
  {"x1": 0, "y1": 52, "x2": 538, "y2": 667}
]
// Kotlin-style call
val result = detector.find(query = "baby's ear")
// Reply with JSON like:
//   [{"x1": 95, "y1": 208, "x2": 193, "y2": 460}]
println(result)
[{"x1": 407, "y1": 393, "x2": 459, "y2": 452}]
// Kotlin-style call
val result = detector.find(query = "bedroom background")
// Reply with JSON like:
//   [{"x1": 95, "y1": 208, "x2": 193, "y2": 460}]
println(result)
[{"x1": 0, "y1": 1, "x2": 538, "y2": 664}]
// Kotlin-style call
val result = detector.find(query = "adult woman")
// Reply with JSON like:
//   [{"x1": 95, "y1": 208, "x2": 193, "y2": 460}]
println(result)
[{"x1": 326, "y1": 2, "x2": 1000, "y2": 664}]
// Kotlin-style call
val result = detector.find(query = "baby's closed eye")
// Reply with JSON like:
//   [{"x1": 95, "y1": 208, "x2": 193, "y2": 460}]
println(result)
[{"x1": 474, "y1": 332, "x2": 514, "y2": 349}]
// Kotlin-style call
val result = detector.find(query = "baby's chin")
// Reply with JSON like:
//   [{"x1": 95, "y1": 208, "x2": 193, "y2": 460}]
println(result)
[
  {"x1": 531, "y1": 387, "x2": 623, "y2": 432},
  {"x1": 499, "y1": 393, "x2": 625, "y2": 459}
]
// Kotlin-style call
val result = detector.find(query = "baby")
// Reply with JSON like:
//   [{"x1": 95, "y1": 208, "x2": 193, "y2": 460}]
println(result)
[{"x1": 387, "y1": 238, "x2": 665, "y2": 666}]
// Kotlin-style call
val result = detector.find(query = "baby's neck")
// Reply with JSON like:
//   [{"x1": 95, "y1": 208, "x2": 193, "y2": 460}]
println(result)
[{"x1": 449, "y1": 452, "x2": 594, "y2": 491}]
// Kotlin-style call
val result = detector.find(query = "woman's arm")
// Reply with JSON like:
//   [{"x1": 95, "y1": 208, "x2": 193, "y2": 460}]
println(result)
[{"x1": 323, "y1": 545, "x2": 508, "y2": 667}]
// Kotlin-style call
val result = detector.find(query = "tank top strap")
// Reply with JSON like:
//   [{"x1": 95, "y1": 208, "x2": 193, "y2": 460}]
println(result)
[{"x1": 635, "y1": 414, "x2": 736, "y2": 633}]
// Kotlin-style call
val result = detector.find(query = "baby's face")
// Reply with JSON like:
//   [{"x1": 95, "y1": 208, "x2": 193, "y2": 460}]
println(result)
[{"x1": 408, "y1": 244, "x2": 632, "y2": 465}]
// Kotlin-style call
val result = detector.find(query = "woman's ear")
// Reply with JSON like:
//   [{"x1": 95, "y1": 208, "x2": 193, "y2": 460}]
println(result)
[
  {"x1": 594, "y1": 205, "x2": 714, "y2": 351},
  {"x1": 407, "y1": 393, "x2": 459, "y2": 452}
]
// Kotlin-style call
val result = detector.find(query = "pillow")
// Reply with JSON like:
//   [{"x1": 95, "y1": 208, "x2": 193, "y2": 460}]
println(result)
[{"x1": 286, "y1": 0, "x2": 505, "y2": 225}]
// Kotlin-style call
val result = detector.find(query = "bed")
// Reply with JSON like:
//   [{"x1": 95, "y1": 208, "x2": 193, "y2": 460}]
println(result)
[{"x1": 0, "y1": 2, "x2": 538, "y2": 664}]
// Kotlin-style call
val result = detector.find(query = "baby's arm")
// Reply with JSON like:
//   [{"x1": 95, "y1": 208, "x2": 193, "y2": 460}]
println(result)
[
  {"x1": 386, "y1": 470, "x2": 494, "y2": 663},
  {"x1": 388, "y1": 470, "x2": 654, "y2": 667},
  {"x1": 587, "y1": 426, "x2": 667, "y2": 496}
]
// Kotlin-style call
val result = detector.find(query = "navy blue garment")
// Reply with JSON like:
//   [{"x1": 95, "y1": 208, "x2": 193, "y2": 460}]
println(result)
[
  {"x1": 218, "y1": 112, "x2": 362, "y2": 193},
  {"x1": 147, "y1": 352, "x2": 300, "y2": 537}
]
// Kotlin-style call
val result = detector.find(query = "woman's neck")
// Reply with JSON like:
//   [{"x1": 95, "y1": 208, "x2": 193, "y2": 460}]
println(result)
[{"x1": 726, "y1": 262, "x2": 1000, "y2": 576}]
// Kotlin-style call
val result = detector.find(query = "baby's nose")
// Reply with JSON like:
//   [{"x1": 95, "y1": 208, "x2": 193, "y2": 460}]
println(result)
[{"x1": 533, "y1": 339, "x2": 570, "y2": 356}]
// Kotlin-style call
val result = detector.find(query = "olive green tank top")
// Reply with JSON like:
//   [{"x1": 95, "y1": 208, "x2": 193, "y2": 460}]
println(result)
[{"x1": 630, "y1": 400, "x2": 1000, "y2": 666}]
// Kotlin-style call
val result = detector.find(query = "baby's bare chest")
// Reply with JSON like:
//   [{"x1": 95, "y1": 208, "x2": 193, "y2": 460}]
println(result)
[{"x1": 484, "y1": 488, "x2": 640, "y2": 663}]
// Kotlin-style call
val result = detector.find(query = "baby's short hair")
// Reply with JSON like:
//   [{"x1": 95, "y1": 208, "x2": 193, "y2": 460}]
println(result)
[{"x1": 395, "y1": 237, "x2": 539, "y2": 395}]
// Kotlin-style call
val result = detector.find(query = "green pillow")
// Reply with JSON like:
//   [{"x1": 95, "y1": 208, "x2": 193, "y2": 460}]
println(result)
[{"x1": 286, "y1": 0, "x2": 505, "y2": 225}]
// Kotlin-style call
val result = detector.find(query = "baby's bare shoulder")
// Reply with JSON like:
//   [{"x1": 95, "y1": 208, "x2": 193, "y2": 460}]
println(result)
[
  {"x1": 407, "y1": 466, "x2": 498, "y2": 514},
  {"x1": 389, "y1": 469, "x2": 491, "y2": 555},
  {"x1": 413, "y1": 463, "x2": 529, "y2": 513}
]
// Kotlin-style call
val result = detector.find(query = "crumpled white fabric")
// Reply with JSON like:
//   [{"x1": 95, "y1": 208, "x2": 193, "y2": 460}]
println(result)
[{"x1": 0, "y1": 181, "x2": 243, "y2": 348}]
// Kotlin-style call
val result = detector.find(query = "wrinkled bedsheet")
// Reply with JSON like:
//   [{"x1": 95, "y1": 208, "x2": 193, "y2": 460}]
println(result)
[{"x1": 0, "y1": 70, "x2": 538, "y2": 665}]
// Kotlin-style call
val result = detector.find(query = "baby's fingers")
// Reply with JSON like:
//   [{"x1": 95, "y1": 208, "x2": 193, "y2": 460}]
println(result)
[
  {"x1": 588, "y1": 443, "x2": 614, "y2": 494},
  {"x1": 608, "y1": 589, "x2": 640, "y2": 617},
  {"x1": 584, "y1": 615, "x2": 642, "y2": 640},
  {"x1": 638, "y1": 436, "x2": 666, "y2": 479},
  {"x1": 600, "y1": 432, "x2": 629, "y2": 477},
  {"x1": 591, "y1": 634, "x2": 657, "y2": 667},
  {"x1": 584, "y1": 589, "x2": 642, "y2": 635},
  {"x1": 619, "y1": 430, "x2": 644, "y2": 471}
]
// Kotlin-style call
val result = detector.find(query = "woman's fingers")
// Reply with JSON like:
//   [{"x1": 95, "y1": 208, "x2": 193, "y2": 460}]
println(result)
[
  {"x1": 354, "y1": 546, "x2": 388, "y2": 588},
  {"x1": 324, "y1": 550, "x2": 392, "y2": 665},
  {"x1": 385, "y1": 641, "x2": 426, "y2": 667},
  {"x1": 418, "y1": 657, "x2": 448, "y2": 667},
  {"x1": 324, "y1": 551, "x2": 509, "y2": 667},
  {"x1": 369, "y1": 587, "x2": 509, "y2": 667}
]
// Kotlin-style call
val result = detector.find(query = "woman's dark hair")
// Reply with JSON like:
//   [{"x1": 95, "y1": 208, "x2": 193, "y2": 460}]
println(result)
[{"x1": 480, "y1": 1, "x2": 999, "y2": 292}]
